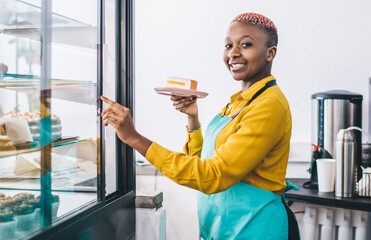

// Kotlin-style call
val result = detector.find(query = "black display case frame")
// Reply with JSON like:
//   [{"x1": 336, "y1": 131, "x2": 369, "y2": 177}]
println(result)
[{"x1": 27, "y1": 0, "x2": 136, "y2": 239}]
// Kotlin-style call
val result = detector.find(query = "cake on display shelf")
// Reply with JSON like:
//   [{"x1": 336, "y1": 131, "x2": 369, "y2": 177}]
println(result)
[
  {"x1": 0, "y1": 112, "x2": 63, "y2": 151},
  {"x1": 11, "y1": 112, "x2": 62, "y2": 141},
  {"x1": 0, "y1": 192, "x2": 60, "y2": 238}
]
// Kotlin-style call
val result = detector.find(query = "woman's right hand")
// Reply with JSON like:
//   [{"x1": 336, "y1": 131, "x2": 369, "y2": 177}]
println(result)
[{"x1": 171, "y1": 95, "x2": 198, "y2": 117}]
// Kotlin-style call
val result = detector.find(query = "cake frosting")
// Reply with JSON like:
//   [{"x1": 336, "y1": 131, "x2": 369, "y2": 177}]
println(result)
[
  {"x1": 12, "y1": 203, "x2": 35, "y2": 215},
  {"x1": 12, "y1": 193, "x2": 34, "y2": 203},
  {"x1": 166, "y1": 77, "x2": 197, "y2": 90}
]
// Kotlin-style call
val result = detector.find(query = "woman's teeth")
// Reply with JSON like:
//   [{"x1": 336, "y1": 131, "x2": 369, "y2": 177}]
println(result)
[{"x1": 230, "y1": 63, "x2": 246, "y2": 71}]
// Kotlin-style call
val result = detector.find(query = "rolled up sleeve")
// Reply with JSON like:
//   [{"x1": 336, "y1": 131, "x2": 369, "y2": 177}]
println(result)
[{"x1": 183, "y1": 128, "x2": 203, "y2": 156}]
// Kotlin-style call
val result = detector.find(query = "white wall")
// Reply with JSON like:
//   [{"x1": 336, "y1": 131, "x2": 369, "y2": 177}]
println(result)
[
  {"x1": 135, "y1": 2, "x2": 371, "y2": 239},
  {"x1": 134, "y1": 0, "x2": 371, "y2": 161}
]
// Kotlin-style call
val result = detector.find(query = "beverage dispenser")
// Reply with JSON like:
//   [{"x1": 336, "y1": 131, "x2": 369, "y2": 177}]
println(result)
[{"x1": 303, "y1": 90, "x2": 363, "y2": 189}]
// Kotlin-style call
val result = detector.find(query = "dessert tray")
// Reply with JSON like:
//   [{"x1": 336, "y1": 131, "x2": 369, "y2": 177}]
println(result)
[{"x1": 154, "y1": 87, "x2": 208, "y2": 98}]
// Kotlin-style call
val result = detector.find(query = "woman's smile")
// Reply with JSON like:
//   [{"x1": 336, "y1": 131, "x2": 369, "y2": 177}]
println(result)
[{"x1": 229, "y1": 62, "x2": 247, "y2": 72}]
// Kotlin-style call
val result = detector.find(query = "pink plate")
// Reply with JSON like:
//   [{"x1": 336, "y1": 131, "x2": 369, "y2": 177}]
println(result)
[{"x1": 154, "y1": 87, "x2": 208, "y2": 98}]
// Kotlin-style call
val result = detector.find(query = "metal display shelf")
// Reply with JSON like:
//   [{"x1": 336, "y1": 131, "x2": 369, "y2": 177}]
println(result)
[
  {"x1": 0, "y1": 0, "x2": 97, "y2": 48},
  {"x1": 0, "y1": 136, "x2": 83, "y2": 158},
  {"x1": 0, "y1": 74, "x2": 97, "y2": 105}
]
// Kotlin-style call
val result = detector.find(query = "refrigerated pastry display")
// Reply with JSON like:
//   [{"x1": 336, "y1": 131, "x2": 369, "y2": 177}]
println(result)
[{"x1": 0, "y1": 0, "x2": 101, "y2": 237}]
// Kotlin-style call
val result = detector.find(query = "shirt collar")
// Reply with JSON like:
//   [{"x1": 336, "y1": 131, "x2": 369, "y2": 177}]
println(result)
[{"x1": 230, "y1": 75, "x2": 276, "y2": 102}]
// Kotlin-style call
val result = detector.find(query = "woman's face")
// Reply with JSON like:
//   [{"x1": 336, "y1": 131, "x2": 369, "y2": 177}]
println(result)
[{"x1": 223, "y1": 22, "x2": 275, "y2": 84}]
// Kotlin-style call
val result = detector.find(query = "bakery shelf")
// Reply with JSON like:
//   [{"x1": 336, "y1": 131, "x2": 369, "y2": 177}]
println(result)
[
  {"x1": 0, "y1": 74, "x2": 97, "y2": 105},
  {"x1": 0, "y1": 0, "x2": 97, "y2": 48},
  {"x1": 0, "y1": 137, "x2": 85, "y2": 159},
  {"x1": 0, "y1": 73, "x2": 93, "y2": 84}
]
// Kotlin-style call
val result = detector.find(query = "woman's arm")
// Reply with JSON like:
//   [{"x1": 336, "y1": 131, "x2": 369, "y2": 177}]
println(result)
[
  {"x1": 170, "y1": 95, "x2": 200, "y2": 130},
  {"x1": 146, "y1": 98, "x2": 289, "y2": 194},
  {"x1": 101, "y1": 95, "x2": 201, "y2": 156}
]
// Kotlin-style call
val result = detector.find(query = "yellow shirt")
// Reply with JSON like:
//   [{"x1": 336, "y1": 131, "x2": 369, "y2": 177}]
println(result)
[{"x1": 145, "y1": 75, "x2": 292, "y2": 195}]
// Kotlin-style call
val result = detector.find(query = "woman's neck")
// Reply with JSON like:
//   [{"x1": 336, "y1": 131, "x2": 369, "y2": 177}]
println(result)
[{"x1": 241, "y1": 72, "x2": 271, "y2": 92}]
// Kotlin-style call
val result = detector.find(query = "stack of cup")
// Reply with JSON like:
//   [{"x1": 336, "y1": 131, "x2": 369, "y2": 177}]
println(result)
[{"x1": 316, "y1": 159, "x2": 336, "y2": 192}]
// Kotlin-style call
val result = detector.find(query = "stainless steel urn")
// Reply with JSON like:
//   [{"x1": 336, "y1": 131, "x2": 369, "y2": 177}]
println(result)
[{"x1": 335, "y1": 129, "x2": 358, "y2": 197}]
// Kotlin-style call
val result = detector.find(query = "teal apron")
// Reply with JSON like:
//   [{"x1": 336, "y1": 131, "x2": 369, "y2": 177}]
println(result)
[{"x1": 198, "y1": 80, "x2": 300, "y2": 240}]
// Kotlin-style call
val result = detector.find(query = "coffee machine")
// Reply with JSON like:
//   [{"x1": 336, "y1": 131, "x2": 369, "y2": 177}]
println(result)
[{"x1": 303, "y1": 90, "x2": 363, "y2": 189}]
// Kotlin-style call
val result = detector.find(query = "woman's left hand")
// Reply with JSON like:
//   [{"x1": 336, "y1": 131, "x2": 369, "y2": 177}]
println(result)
[{"x1": 100, "y1": 96, "x2": 138, "y2": 145}]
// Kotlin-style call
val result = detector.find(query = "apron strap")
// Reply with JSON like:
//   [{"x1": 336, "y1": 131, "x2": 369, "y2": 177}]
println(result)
[{"x1": 230, "y1": 80, "x2": 277, "y2": 119}]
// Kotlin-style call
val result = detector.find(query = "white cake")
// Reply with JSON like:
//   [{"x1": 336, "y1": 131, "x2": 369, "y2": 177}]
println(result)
[{"x1": 166, "y1": 77, "x2": 197, "y2": 90}]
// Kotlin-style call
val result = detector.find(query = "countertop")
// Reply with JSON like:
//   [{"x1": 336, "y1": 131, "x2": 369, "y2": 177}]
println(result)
[
  {"x1": 137, "y1": 166, "x2": 371, "y2": 212},
  {"x1": 285, "y1": 178, "x2": 371, "y2": 212}
]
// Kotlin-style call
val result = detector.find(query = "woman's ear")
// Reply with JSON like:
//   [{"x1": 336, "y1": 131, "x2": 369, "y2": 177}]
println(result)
[{"x1": 267, "y1": 46, "x2": 277, "y2": 62}]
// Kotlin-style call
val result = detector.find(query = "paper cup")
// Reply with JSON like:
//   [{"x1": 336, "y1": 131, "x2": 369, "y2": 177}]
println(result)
[{"x1": 317, "y1": 158, "x2": 336, "y2": 192}]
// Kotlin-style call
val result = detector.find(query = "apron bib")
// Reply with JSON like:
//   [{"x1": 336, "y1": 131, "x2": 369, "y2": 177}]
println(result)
[{"x1": 197, "y1": 80, "x2": 300, "y2": 240}]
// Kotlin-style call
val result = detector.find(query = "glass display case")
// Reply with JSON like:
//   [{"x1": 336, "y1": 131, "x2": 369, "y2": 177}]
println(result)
[{"x1": 0, "y1": 0, "x2": 135, "y2": 239}]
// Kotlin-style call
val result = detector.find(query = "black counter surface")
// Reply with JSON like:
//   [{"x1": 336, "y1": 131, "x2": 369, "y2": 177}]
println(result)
[{"x1": 285, "y1": 178, "x2": 371, "y2": 212}]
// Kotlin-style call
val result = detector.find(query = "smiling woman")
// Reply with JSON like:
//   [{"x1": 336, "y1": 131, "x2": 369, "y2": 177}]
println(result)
[
  {"x1": 102, "y1": 12, "x2": 300, "y2": 240},
  {"x1": 223, "y1": 13, "x2": 278, "y2": 91}
]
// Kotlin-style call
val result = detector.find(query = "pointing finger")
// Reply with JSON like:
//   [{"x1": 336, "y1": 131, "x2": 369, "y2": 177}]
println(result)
[{"x1": 101, "y1": 96, "x2": 115, "y2": 105}]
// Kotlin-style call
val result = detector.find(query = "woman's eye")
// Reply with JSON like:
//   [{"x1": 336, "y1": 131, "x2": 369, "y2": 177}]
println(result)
[
  {"x1": 224, "y1": 44, "x2": 232, "y2": 49},
  {"x1": 241, "y1": 43, "x2": 252, "y2": 48}
]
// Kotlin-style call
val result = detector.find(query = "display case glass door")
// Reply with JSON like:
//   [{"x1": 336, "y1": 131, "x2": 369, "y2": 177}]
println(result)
[{"x1": 0, "y1": 0, "x2": 103, "y2": 238}]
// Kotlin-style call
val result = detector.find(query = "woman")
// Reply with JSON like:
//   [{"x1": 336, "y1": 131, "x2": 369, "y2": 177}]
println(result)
[{"x1": 101, "y1": 12, "x2": 300, "y2": 240}]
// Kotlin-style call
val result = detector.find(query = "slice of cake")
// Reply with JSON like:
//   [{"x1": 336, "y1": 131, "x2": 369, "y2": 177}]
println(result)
[{"x1": 166, "y1": 77, "x2": 197, "y2": 90}]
